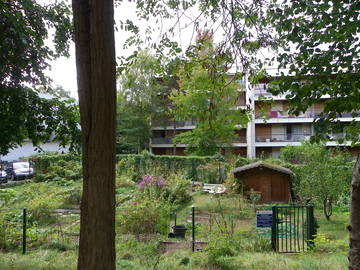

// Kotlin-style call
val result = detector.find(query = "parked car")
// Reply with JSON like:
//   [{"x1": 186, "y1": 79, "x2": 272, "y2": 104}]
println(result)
[
  {"x1": 6, "y1": 162, "x2": 34, "y2": 181},
  {"x1": 0, "y1": 170, "x2": 7, "y2": 183}
]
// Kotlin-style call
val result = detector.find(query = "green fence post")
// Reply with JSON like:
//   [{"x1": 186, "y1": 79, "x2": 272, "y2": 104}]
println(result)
[
  {"x1": 306, "y1": 205, "x2": 315, "y2": 247},
  {"x1": 192, "y1": 206, "x2": 195, "y2": 252},
  {"x1": 271, "y1": 206, "x2": 277, "y2": 251},
  {"x1": 22, "y1": 208, "x2": 27, "y2": 255}
]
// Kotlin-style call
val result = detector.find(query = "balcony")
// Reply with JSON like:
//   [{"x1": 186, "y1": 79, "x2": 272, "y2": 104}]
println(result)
[
  {"x1": 152, "y1": 119, "x2": 197, "y2": 129},
  {"x1": 253, "y1": 84, "x2": 271, "y2": 96},
  {"x1": 255, "y1": 110, "x2": 323, "y2": 119},
  {"x1": 152, "y1": 137, "x2": 173, "y2": 144},
  {"x1": 152, "y1": 136, "x2": 247, "y2": 145},
  {"x1": 231, "y1": 136, "x2": 247, "y2": 143},
  {"x1": 255, "y1": 133, "x2": 313, "y2": 143}
]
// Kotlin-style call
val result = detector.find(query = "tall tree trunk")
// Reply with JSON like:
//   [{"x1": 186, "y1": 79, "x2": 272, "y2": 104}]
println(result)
[
  {"x1": 72, "y1": 1, "x2": 116, "y2": 269},
  {"x1": 349, "y1": 155, "x2": 360, "y2": 270}
]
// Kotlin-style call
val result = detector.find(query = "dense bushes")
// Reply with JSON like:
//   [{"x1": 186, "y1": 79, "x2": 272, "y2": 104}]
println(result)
[
  {"x1": 30, "y1": 153, "x2": 80, "y2": 173},
  {"x1": 29, "y1": 154, "x2": 82, "y2": 185},
  {"x1": 116, "y1": 172, "x2": 192, "y2": 235},
  {"x1": 280, "y1": 143, "x2": 353, "y2": 218},
  {"x1": 117, "y1": 151, "x2": 225, "y2": 183}
]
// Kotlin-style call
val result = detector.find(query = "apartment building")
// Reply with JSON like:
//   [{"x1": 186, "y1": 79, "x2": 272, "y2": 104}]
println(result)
[{"x1": 150, "y1": 76, "x2": 360, "y2": 158}]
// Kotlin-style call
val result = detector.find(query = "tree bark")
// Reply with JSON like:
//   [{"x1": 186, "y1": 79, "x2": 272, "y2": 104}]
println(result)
[
  {"x1": 349, "y1": 154, "x2": 360, "y2": 270},
  {"x1": 72, "y1": 1, "x2": 116, "y2": 269}
]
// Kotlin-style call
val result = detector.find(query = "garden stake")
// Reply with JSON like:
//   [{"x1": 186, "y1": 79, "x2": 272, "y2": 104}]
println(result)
[
  {"x1": 22, "y1": 208, "x2": 27, "y2": 255},
  {"x1": 192, "y1": 206, "x2": 195, "y2": 252}
]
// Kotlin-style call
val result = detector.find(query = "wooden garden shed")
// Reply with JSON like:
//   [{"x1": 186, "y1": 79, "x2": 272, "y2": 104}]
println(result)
[{"x1": 233, "y1": 161, "x2": 293, "y2": 204}]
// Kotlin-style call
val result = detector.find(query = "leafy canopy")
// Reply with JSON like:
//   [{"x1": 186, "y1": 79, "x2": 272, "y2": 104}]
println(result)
[
  {"x1": 268, "y1": 0, "x2": 360, "y2": 143},
  {"x1": 170, "y1": 34, "x2": 250, "y2": 155},
  {"x1": 0, "y1": 0, "x2": 79, "y2": 154},
  {"x1": 281, "y1": 143, "x2": 353, "y2": 211},
  {"x1": 117, "y1": 50, "x2": 170, "y2": 153}
]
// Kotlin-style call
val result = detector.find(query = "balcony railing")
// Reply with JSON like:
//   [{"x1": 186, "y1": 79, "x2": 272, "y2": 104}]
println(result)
[
  {"x1": 231, "y1": 136, "x2": 247, "y2": 143},
  {"x1": 253, "y1": 84, "x2": 271, "y2": 96},
  {"x1": 152, "y1": 138, "x2": 173, "y2": 144},
  {"x1": 256, "y1": 110, "x2": 360, "y2": 119},
  {"x1": 152, "y1": 119, "x2": 197, "y2": 127},
  {"x1": 255, "y1": 133, "x2": 313, "y2": 143},
  {"x1": 256, "y1": 110, "x2": 323, "y2": 119},
  {"x1": 152, "y1": 136, "x2": 247, "y2": 145}
]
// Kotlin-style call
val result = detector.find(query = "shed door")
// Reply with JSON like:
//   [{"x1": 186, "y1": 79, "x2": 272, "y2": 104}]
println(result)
[
  {"x1": 259, "y1": 174, "x2": 271, "y2": 203},
  {"x1": 271, "y1": 173, "x2": 288, "y2": 202}
]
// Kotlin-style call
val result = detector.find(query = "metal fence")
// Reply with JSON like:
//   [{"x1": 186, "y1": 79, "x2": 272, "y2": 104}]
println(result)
[
  {"x1": 0, "y1": 208, "x2": 80, "y2": 254},
  {"x1": 271, "y1": 205, "x2": 316, "y2": 253}
]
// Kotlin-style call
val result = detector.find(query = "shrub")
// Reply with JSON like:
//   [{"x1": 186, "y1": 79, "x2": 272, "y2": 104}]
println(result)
[
  {"x1": 27, "y1": 195, "x2": 61, "y2": 224},
  {"x1": 161, "y1": 174, "x2": 192, "y2": 204},
  {"x1": 205, "y1": 235, "x2": 235, "y2": 267},
  {"x1": 30, "y1": 153, "x2": 80, "y2": 173},
  {"x1": 0, "y1": 189, "x2": 17, "y2": 207},
  {"x1": 116, "y1": 201, "x2": 171, "y2": 235},
  {"x1": 0, "y1": 211, "x2": 22, "y2": 250},
  {"x1": 116, "y1": 152, "x2": 219, "y2": 182},
  {"x1": 60, "y1": 185, "x2": 82, "y2": 206}
]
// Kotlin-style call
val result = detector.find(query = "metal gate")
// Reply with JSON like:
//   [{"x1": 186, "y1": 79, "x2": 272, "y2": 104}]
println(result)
[{"x1": 271, "y1": 205, "x2": 316, "y2": 253}]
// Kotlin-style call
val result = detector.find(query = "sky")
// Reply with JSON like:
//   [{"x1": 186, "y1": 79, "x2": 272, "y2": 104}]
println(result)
[
  {"x1": 45, "y1": 1, "x2": 279, "y2": 99},
  {"x1": 46, "y1": 1, "x2": 205, "y2": 99}
]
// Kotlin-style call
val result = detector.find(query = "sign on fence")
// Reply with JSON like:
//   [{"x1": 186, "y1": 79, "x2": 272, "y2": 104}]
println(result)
[{"x1": 256, "y1": 210, "x2": 272, "y2": 228}]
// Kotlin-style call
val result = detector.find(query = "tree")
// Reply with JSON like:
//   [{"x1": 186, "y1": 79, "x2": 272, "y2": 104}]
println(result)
[
  {"x1": 117, "y1": 50, "x2": 169, "y2": 154},
  {"x1": 72, "y1": 0, "x2": 116, "y2": 269},
  {"x1": 170, "y1": 32, "x2": 250, "y2": 155},
  {"x1": 0, "y1": 0, "x2": 79, "y2": 154},
  {"x1": 281, "y1": 143, "x2": 352, "y2": 220},
  {"x1": 267, "y1": 1, "x2": 360, "y2": 267},
  {"x1": 268, "y1": 0, "x2": 360, "y2": 142},
  {"x1": 116, "y1": 93, "x2": 151, "y2": 154}
]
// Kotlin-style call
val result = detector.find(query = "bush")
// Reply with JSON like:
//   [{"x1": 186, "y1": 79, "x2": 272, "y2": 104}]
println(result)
[
  {"x1": 0, "y1": 211, "x2": 22, "y2": 250},
  {"x1": 30, "y1": 153, "x2": 80, "y2": 173},
  {"x1": 59, "y1": 185, "x2": 82, "y2": 206},
  {"x1": 27, "y1": 195, "x2": 61, "y2": 224},
  {"x1": 116, "y1": 201, "x2": 171, "y2": 235},
  {"x1": 161, "y1": 174, "x2": 192, "y2": 204},
  {"x1": 205, "y1": 235, "x2": 235, "y2": 267},
  {"x1": 116, "y1": 151, "x2": 220, "y2": 182}
]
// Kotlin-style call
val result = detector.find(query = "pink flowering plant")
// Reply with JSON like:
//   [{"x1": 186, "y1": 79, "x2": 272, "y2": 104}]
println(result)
[{"x1": 137, "y1": 175, "x2": 167, "y2": 199}]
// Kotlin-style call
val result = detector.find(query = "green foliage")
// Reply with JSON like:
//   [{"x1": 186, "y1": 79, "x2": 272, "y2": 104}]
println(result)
[
  {"x1": 170, "y1": 35, "x2": 250, "y2": 155},
  {"x1": 58, "y1": 185, "x2": 82, "y2": 206},
  {"x1": 117, "y1": 151, "x2": 220, "y2": 182},
  {"x1": 280, "y1": 143, "x2": 353, "y2": 212},
  {"x1": 0, "y1": 0, "x2": 80, "y2": 154},
  {"x1": 27, "y1": 195, "x2": 61, "y2": 224},
  {"x1": 268, "y1": 0, "x2": 360, "y2": 143},
  {"x1": 117, "y1": 50, "x2": 171, "y2": 154},
  {"x1": 0, "y1": 189, "x2": 17, "y2": 207},
  {"x1": 234, "y1": 156, "x2": 257, "y2": 168},
  {"x1": 30, "y1": 153, "x2": 80, "y2": 173},
  {"x1": 205, "y1": 235, "x2": 235, "y2": 267},
  {"x1": 31, "y1": 154, "x2": 82, "y2": 185},
  {"x1": 116, "y1": 201, "x2": 171, "y2": 235},
  {"x1": 0, "y1": 211, "x2": 23, "y2": 250},
  {"x1": 161, "y1": 174, "x2": 192, "y2": 205}
]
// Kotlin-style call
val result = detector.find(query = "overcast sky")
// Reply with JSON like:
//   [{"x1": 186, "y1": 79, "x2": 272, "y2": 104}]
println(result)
[
  {"x1": 45, "y1": 1, "x2": 280, "y2": 99},
  {"x1": 46, "y1": 1, "x2": 207, "y2": 99}
]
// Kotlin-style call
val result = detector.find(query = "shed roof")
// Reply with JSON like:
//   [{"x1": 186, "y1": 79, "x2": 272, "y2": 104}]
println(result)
[{"x1": 232, "y1": 161, "x2": 293, "y2": 176}]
